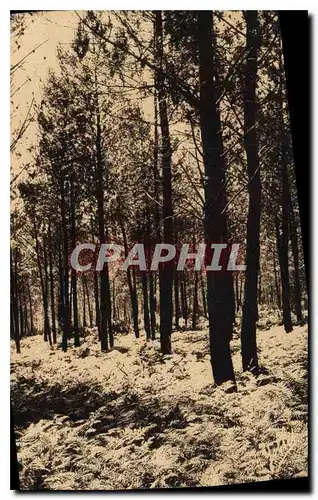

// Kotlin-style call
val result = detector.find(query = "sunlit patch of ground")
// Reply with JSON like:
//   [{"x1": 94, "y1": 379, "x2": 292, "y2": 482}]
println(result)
[{"x1": 11, "y1": 321, "x2": 308, "y2": 490}]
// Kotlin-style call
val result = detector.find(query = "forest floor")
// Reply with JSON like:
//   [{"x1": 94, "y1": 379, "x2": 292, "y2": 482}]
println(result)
[{"x1": 11, "y1": 313, "x2": 308, "y2": 490}]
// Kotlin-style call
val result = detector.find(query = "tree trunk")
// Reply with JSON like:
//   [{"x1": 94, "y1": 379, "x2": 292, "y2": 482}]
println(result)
[
  {"x1": 192, "y1": 271, "x2": 199, "y2": 330},
  {"x1": 149, "y1": 271, "x2": 156, "y2": 339},
  {"x1": 112, "y1": 279, "x2": 117, "y2": 321},
  {"x1": 11, "y1": 248, "x2": 20, "y2": 353},
  {"x1": 273, "y1": 251, "x2": 282, "y2": 309},
  {"x1": 240, "y1": 11, "x2": 261, "y2": 374},
  {"x1": 84, "y1": 275, "x2": 93, "y2": 328},
  {"x1": 141, "y1": 272, "x2": 151, "y2": 340},
  {"x1": 154, "y1": 11, "x2": 173, "y2": 354},
  {"x1": 43, "y1": 238, "x2": 52, "y2": 346},
  {"x1": 200, "y1": 274, "x2": 208, "y2": 318},
  {"x1": 22, "y1": 284, "x2": 29, "y2": 336},
  {"x1": 93, "y1": 265, "x2": 101, "y2": 339},
  {"x1": 82, "y1": 277, "x2": 87, "y2": 327},
  {"x1": 33, "y1": 214, "x2": 52, "y2": 346},
  {"x1": 180, "y1": 272, "x2": 188, "y2": 327},
  {"x1": 70, "y1": 173, "x2": 80, "y2": 347},
  {"x1": 197, "y1": 11, "x2": 236, "y2": 385},
  {"x1": 276, "y1": 53, "x2": 293, "y2": 333},
  {"x1": 60, "y1": 182, "x2": 69, "y2": 352},
  {"x1": 276, "y1": 215, "x2": 293, "y2": 332},
  {"x1": 95, "y1": 87, "x2": 109, "y2": 352},
  {"x1": 174, "y1": 269, "x2": 180, "y2": 329},
  {"x1": 27, "y1": 281, "x2": 34, "y2": 335},
  {"x1": 48, "y1": 223, "x2": 57, "y2": 343},
  {"x1": 235, "y1": 273, "x2": 240, "y2": 312},
  {"x1": 122, "y1": 222, "x2": 140, "y2": 338},
  {"x1": 288, "y1": 187, "x2": 303, "y2": 322},
  {"x1": 91, "y1": 224, "x2": 101, "y2": 339},
  {"x1": 105, "y1": 228, "x2": 113, "y2": 347}
]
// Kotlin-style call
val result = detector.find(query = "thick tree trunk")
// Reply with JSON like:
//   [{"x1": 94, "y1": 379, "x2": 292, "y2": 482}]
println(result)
[
  {"x1": 240, "y1": 11, "x2": 261, "y2": 374},
  {"x1": 276, "y1": 54, "x2": 293, "y2": 333},
  {"x1": 197, "y1": 11, "x2": 236, "y2": 385},
  {"x1": 149, "y1": 91, "x2": 160, "y2": 341},
  {"x1": 95, "y1": 94, "x2": 109, "y2": 351},
  {"x1": 154, "y1": 11, "x2": 173, "y2": 354}
]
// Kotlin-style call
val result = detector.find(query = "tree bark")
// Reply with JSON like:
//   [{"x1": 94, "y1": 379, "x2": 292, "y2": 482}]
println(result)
[
  {"x1": 275, "y1": 54, "x2": 293, "y2": 333},
  {"x1": 192, "y1": 271, "x2": 199, "y2": 330},
  {"x1": 240, "y1": 10, "x2": 261, "y2": 374},
  {"x1": 91, "y1": 224, "x2": 101, "y2": 339},
  {"x1": 70, "y1": 173, "x2": 80, "y2": 347},
  {"x1": 180, "y1": 272, "x2": 188, "y2": 327},
  {"x1": 84, "y1": 275, "x2": 93, "y2": 328},
  {"x1": 174, "y1": 268, "x2": 180, "y2": 329},
  {"x1": 276, "y1": 215, "x2": 293, "y2": 332},
  {"x1": 33, "y1": 214, "x2": 52, "y2": 346},
  {"x1": 95, "y1": 86, "x2": 109, "y2": 351},
  {"x1": 11, "y1": 248, "x2": 20, "y2": 353},
  {"x1": 288, "y1": 187, "x2": 303, "y2": 322},
  {"x1": 48, "y1": 223, "x2": 57, "y2": 343},
  {"x1": 82, "y1": 277, "x2": 87, "y2": 327},
  {"x1": 200, "y1": 274, "x2": 208, "y2": 318},
  {"x1": 27, "y1": 281, "x2": 34, "y2": 335},
  {"x1": 273, "y1": 251, "x2": 282, "y2": 309},
  {"x1": 43, "y1": 237, "x2": 52, "y2": 346},
  {"x1": 141, "y1": 272, "x2": 151, "y2": 340},
  {"x1": 154, "y1": 11, "x2": 173, "y2": 354},
  {"x1": 197, "y1": 11, "x2": 235, "y2": 385},
  {"x1": 93, "y1": 264, "x2": 101, "y2": 338},
  {"x1": 60, "y1": 182, "x2": 69, "y2": 352},
  {"x1": 149, "y1": 271, "x2": 156, "y2": 339},
  {"x1": 122, "y1": 222, "x2": 140, "y2": 338}
]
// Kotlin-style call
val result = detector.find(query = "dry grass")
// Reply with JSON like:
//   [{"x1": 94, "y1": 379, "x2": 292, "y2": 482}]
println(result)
[{"x1": 11, "y1": 321, "x2": 308, "y2": 490}]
